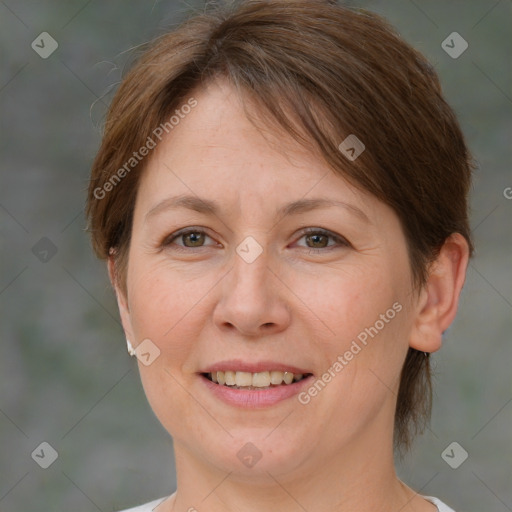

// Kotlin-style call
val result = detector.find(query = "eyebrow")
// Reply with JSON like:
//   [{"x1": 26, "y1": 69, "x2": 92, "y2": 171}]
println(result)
[{"x1": 145, "y1": 194, "x2": 370, "y2": 224}]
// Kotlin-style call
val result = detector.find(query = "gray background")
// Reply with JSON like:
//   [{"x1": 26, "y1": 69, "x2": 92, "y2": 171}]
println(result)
[{"x1": 0, "y1": 1, "x2": 510, "y2": 511}]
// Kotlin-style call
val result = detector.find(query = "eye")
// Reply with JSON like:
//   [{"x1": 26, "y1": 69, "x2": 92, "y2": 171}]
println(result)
[
  {"x1": 161, "y1": 228, "x2": 218, "y2": 251},
  {"x1": 294, "y1": 228, "x2": 350, "y2": 253},
  {"x1": 160, "y1": 227, "x2": 350, "y2": 253}
]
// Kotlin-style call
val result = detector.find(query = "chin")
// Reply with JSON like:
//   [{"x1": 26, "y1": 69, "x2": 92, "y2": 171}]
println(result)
[{"x1": 198, "y1": 426, "x2": 315, "y2": 479}]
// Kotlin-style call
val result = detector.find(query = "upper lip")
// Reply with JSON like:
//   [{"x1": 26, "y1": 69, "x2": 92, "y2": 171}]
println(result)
[{"x1": 200, "y1": 359, "x2": 313, "y2": 375}]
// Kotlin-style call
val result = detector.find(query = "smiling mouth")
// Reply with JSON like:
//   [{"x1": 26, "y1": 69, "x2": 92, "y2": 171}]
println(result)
[{"x1": 202, "y1": 370, "x2": 313, "y2": 390}]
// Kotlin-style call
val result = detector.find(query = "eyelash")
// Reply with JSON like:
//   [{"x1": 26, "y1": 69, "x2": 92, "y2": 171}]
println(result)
[{"x1": 161, "y1": 227, "x2": 350, "y2": 254}]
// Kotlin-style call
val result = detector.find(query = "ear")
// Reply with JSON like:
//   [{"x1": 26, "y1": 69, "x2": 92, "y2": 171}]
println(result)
[
  {"x1": 409, "y1": 233, "x2": 470, "y2": 353},
  {"x1": 108, "y1": 254, "x2": 135, "y2": 344}
]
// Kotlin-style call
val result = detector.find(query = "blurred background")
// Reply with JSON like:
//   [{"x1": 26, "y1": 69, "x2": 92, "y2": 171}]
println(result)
[{"x1": 0, "y1": 1, "x2": 510, "y2": 511}]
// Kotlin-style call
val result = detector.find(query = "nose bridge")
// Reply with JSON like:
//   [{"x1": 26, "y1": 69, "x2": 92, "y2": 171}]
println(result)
[
  {"x1": 230, "y1": 242, "x2": 273, "y2": 305},
  {"x1": 213, "y1": 239, "x2": 289, "y2": 335}
]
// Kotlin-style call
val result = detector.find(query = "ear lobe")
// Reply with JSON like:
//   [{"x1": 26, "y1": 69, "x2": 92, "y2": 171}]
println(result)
[
  {"x1": 409, "y1": 233, "x2": 470, "y2": 353},
  {"x1": 108, "y1": 255, "x2": 135, "y2": 343}
]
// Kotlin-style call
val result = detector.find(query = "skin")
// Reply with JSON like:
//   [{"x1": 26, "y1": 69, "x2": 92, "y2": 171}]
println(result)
[{"x1": 110, "y1": 78, "x2": 469, "y2": 512}]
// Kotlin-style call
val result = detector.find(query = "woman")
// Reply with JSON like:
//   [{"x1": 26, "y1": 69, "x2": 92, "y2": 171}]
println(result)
[{"x1": 86, "y1": 1, "x2": 473, "y2": 510}]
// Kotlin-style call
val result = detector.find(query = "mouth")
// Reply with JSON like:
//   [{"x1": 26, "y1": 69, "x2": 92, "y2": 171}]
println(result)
[
  {"x1": 201, "y1": 370, "x2": 313, "y2": 390},
  {"x1": 198, "y1": 360, "x2": 315, "y2": 407}
]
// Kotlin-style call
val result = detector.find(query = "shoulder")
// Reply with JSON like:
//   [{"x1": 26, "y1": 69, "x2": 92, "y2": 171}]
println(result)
[
  {"x1": 116, "y1": 496, "x2": 168, "y2": 512},
  {"x1": 118, "y1": 494, "x2": 455, "y2": 512},
  {"x1": 422, "y1": 495, "x2": 457, "y2": 512}
]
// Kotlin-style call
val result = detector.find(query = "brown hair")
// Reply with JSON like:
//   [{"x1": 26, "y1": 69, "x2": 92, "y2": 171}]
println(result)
[{"x1": 86, "y1": 0, "x2": 474, "y2": 453}]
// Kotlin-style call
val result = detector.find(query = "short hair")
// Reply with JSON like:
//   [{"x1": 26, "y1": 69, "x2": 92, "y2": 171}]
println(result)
[{"x1": 86, "y1": 0, "x2": 474, "y2": 453}]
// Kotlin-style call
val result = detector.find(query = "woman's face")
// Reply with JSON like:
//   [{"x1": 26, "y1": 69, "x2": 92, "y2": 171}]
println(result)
[{"x1": 117, "y1": 78, "x2": 421, "y2": 479}]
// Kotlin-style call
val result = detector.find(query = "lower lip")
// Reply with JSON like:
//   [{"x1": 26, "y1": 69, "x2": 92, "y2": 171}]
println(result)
[{"x1": 199, "y1": 374, "x2": 314, "y2": 408}]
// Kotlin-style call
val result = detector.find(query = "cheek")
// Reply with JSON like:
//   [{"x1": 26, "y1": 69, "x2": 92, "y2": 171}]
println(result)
[
  {"x1": 309, "y1": 262, "x2": 410, "y2": 387},
  {"x1": 126, "y1": 263, "x2": 209, "y2": 432},
  {"x1": 127, "y1": 259, "x2": 207, "y2": 350},
  {"x1": 315, "y1": 265, "x2": 399, "y2": 340}
]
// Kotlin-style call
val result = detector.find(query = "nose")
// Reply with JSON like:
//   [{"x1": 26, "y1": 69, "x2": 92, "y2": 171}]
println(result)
[{"x1": 212, "y1": 247, "x2": 291, "y2": 338}]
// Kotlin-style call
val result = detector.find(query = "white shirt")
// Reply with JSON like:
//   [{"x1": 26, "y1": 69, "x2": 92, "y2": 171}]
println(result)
[{"x1": 117, "y1": 495, "x2": 456, "y2": 511}]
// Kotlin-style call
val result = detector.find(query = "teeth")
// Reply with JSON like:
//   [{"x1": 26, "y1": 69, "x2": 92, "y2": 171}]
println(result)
[
  {"x1": 283, "y1": 372, "x2": 294, "y2": 385},
  {"x1": 252, "y1": 371, "x2": 270, "y2": 387},
  {"x1": 208, "y1": 370, "x2": 308, "y2": 388},
  {"x1": 225, "y1": 371, "x2": 236, "y2": 386},
  {"x1": 235, "y1": 371, "x2": 253, "y2": 387},
  {"x1": 270, "y1": 370, "x2": 284, "y2": 385}
]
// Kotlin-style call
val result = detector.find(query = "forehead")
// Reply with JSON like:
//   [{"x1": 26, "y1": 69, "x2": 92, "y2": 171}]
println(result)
[
  {"x1": 139, "y1": 80, "x2": 366, "y2": 199},
  {"x1": 132, "y1": 78, "x2": 392, "y2": 231},
  {"x1": 162, "y1": 79, "x2": 320, "y2": 168}
]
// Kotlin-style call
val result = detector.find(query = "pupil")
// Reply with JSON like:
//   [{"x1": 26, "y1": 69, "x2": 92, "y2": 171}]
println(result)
[
  {"x1": 309, "y1": 234, "x2": 326, "y2": 248},
  {"x1": 187, "y1": 232, "x2": 203, "y2": 246}
]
